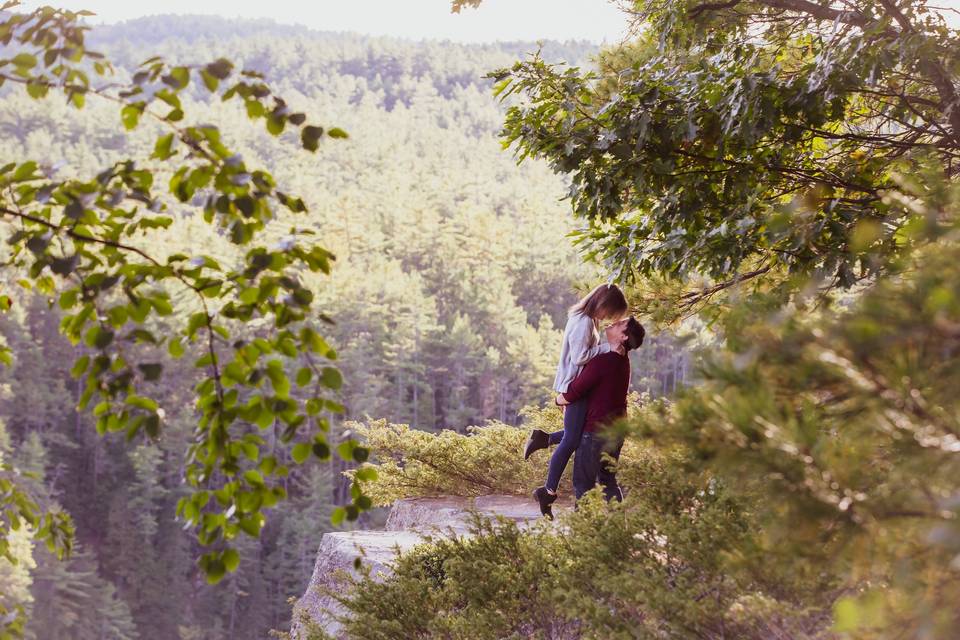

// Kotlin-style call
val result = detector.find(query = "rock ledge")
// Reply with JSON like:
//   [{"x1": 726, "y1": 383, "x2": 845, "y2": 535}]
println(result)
[{"x1": 290, "y1": 494, "x2": 567, "y2": 639}]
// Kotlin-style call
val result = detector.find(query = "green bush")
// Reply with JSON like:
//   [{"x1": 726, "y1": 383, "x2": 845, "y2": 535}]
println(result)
[
  {"x1": 331, "y1": 433, "x2": 829, "y2": 639},
  {"x1": 347, "y1": 393, "x2": 659, "y2": 506},
  {"x1": 346, "y1": 419, "x2": 554, "y2": 505}
]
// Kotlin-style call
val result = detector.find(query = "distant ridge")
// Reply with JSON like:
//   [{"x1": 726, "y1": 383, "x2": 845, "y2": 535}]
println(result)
[
  {"x1": 80, "y1": 13, "x2": 597, "y2": 109},
  {"x1": 87, "y1": 13, "x2": 598, "y2": 61}
]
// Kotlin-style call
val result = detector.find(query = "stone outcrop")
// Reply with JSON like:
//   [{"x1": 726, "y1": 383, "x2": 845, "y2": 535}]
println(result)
[{"x1": 290, "y1": 495, "x2": 569, "y2": 639}]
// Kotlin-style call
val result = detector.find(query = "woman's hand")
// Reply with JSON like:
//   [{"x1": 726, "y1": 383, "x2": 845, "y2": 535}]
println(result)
[{"x1": 555, "y1": 393, "x2": 570, "y2": 406}]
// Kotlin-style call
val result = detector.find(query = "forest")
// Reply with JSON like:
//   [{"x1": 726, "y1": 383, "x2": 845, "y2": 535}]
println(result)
[
  {"x1": 0, "y1": 10, "x2": 686, "y2": 640},
  {"x1": 3, "y1": 1, "x2": 959, "y2": 639}
]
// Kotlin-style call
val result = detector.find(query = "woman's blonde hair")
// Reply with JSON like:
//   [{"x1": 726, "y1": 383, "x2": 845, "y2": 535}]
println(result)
[{"x1": 570, "y1": 283, "x2": 628, "y2": 321}]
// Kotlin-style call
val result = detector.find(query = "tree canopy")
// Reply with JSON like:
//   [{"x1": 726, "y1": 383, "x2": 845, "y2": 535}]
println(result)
[{"x1": 493, "y1": 0, "x2": 958, "y2": 320}]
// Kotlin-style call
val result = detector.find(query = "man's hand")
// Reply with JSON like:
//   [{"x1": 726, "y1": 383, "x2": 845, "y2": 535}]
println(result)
[{"x1": 556, "y1": 393, "x2": 570, "y2": 406}]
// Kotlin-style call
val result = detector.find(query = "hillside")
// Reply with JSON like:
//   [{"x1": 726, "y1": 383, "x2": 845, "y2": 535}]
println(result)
[{"x1": 0, "y1": 16, "x2": 684, "y2": 640}]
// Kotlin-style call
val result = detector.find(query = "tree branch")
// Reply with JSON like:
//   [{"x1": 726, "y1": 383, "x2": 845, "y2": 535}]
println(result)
[
  {"x1": 677, "y1": 264, "x2": 773, "y2": 310},
  {"x1": 0, "y1": 204, "x2": 226, "y2": 405},
  {"x1": 689, "y1": 0, "x2": 741, "y2": 19}
]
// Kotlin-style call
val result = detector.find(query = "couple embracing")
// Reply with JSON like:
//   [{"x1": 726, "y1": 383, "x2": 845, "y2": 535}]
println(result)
[{"x1": 524, "y1": 284, "x2": 645, "y2": 519}]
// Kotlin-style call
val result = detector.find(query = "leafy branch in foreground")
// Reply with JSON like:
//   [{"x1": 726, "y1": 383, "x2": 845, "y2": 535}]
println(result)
[
  {"x1": 491, "y1": 0, "x2": 959, "y2": 319},
  {"x1": 0, "y1": 0, "x2": 370, "y2": 601},
  {"x1": 627, "y1": 171, "x2": 960, "y2": 635}
]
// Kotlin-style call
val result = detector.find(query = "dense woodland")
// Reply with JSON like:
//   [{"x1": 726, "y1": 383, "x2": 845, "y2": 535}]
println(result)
[
  {"x1": 0, "y1": 14, "x2": 689, "y2": 640},
  {"x1": 335, "y1": 1, "x2": 960, "y2": 637},
  {"x1": 7, "y1": 1, "x2": 955, "y2": 638}
]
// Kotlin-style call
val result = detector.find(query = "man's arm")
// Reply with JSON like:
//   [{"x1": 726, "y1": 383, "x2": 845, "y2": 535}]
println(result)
[{"x1": 560, "y1": 356, "x2": 608, "y2": 405}]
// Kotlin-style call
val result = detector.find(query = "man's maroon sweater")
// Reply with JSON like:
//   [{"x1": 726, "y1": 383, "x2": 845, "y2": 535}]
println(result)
[{"x1": 561, "y1": 350, "x2": 631, "y2": 433}]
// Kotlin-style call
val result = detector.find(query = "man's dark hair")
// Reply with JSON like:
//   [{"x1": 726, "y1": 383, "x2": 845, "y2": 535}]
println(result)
[{"x1": 623, "y1": 317, "x2": 645, "y2": 352}]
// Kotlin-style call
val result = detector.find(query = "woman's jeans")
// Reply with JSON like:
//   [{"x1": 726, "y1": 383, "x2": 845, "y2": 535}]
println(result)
[{"x1": 544, "y1": 397, "x2": 589, "y2": 492}]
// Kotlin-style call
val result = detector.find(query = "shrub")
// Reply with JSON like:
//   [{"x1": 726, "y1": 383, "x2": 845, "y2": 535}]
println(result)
[
  {"x1": 331, "y1": 438, "x2": 829, "y2": 639},
  {"x1": 345, "y1": 419, "x2": 554, "y2": 505},
  {"x1": 347, "y1": 393, "x2": 660, "y2": 506}
]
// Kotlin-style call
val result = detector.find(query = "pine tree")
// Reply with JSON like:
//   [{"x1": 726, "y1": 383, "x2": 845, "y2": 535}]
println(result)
[{"x1": 27, "y1": 546, "x2": 139, "y2": 640}]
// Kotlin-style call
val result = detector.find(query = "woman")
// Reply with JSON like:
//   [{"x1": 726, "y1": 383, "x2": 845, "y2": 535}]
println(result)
[{"x1": 525, "y1": 283, "x2": 628, "y2": 517}]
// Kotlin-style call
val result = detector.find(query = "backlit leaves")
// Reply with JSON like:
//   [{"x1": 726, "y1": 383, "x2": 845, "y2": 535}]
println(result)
[
  {"x1": 493, "y1": 1, "x2": 960, "y2": 314},
  {"x1": 0, "y1": 0, "x2": 373, "y2": 598}
]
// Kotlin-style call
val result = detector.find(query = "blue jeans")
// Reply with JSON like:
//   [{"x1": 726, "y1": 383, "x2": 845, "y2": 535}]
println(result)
[
  {"x1": 544, "y1": 397, "x2": 588, "y2": 492},
  {"x1": 572, "y1": 432, "x2": 624, "y2": 501}
]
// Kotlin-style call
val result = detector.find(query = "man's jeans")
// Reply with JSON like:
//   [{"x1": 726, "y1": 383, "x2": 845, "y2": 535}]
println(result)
[
  {"x1": 572, "y1": 431, "x2": 624, "y2": 501},
  {"x1": 544, "y1": 397, "x2": 589, "y2": 492}
]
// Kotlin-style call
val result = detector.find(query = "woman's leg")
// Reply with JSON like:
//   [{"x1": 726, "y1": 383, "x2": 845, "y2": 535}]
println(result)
[
  {"x1": 547, "y1": 429, "x2": 564, "y2": 446},
  {"x1": 544, "y1": 397, "x2": 589, "y2": 492}
]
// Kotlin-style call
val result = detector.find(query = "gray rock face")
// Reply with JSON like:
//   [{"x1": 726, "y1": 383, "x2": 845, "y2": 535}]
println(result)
[
  {"x1": 290, "y1": 495, "x2": 567, "y2": 639},
  {"x1": 290, "y1": 529, "x2": 425, "y2": 640}
]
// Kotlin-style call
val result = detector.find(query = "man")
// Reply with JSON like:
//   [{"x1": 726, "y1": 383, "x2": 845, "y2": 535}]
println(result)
[{"x1": 534, "y1": 316, "x2": 645, "y2": 516}]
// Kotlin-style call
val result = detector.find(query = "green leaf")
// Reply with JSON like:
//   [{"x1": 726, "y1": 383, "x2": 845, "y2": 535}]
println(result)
[
  {"x1": 205, "y1": 58, "x2": 233, "y2": 80},
  {"x1": 26, "y1": 80, "x2": 48, "y2": 99},
  {"x1": 243, "y1": 469, "x2": 264, "y2": 487},
  {"x1": 312, "y1": 441, "x2": 330, "y2": 459},
  {"x1": 301, "y1": 125, "x2": 324, "y2": 152},
  {"x1": 13, "y1": 161, "x2": 38, "y2": 182},
  {"x1": 320, "y1": 367, "x2": 342, "y2": 390},
  {"x1": 151, "y1": 297, "x2": 174, "y2": 316},
  {"x1": 127, "y1": 395, "x2": 159, "y2": 411},
  {"x1": 324, "y1": 400, "x2": 345, "y2": 414},
  {"x1": 168, "y1": 338, "x2": 185, "y2": 358},
  {"x1": 70, "y1": 355, "x2": 89, "y2": 378},
  {"x1": 152, "y1": 133, "x2": 176, "y2": 160},
  {"x1": 163, "y1": 66, "x2": 190, "y2": 89},
  {"x1": 137, "y1": 362, "x2": 163, "y2": 381},
  {"x1": 59, "y1": 289, "x2": 79, "y2": 309},
  {"x1": 202, "y1": 556, "x2": 226, "y2": 584},
  {"x1": 266, "y1": 115, "x2": 285, "y2": 136},
  {"x1": 238, "y1": 287, "x2": 260, "y2": 305},
  {"x1": 222, "y1": 548, "x2": 240, "y2": 572},
  {"x1": 337, "y1": 441, "x2": 356, "y2": 462},
  {"x1": 50, "y1": 254, "x2": 79, "y2": 276},
  {"x1": 121, "y1": 103, "x2": 142, "y2": 130},
  {"x1": 238, "y1": 515, "x2": 262, "y2": 537},
  {"x1": 266, "y1": 366, "x2": 290, "y2": 398},
  {"x1": 295, "y1": 367, "x2": 312, "y2": 386},
  {"x1": 235, "y1": 196, "x2": 255, "y2": 217},
  {"x1": 355, "y1": 467, "x2": 378, "y2": 482},
  {"x1": 245, "y1": 100, "x2": 265, "y2": 119},
  {"x1": 291, "y1": 443, "x2": 311, "y2": 464},
  {"x1": 331, "y1": 507, "x2": 346, "y2": 526},
  {"x1": 200, "y1": 69, "x2": 219, "y2": 92},
  {"x1": 12, "y1": 53, "x2": 37, "y2": 69},
  {"x1": 327, "y1": 127, "x2": 349, "y2": 139},
  {"x1": 144, "y1": 414, "x2": 161, "y2": 438},
  {"x1": 88, "y1": 327, "x2": 115, "y2": 349}
]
